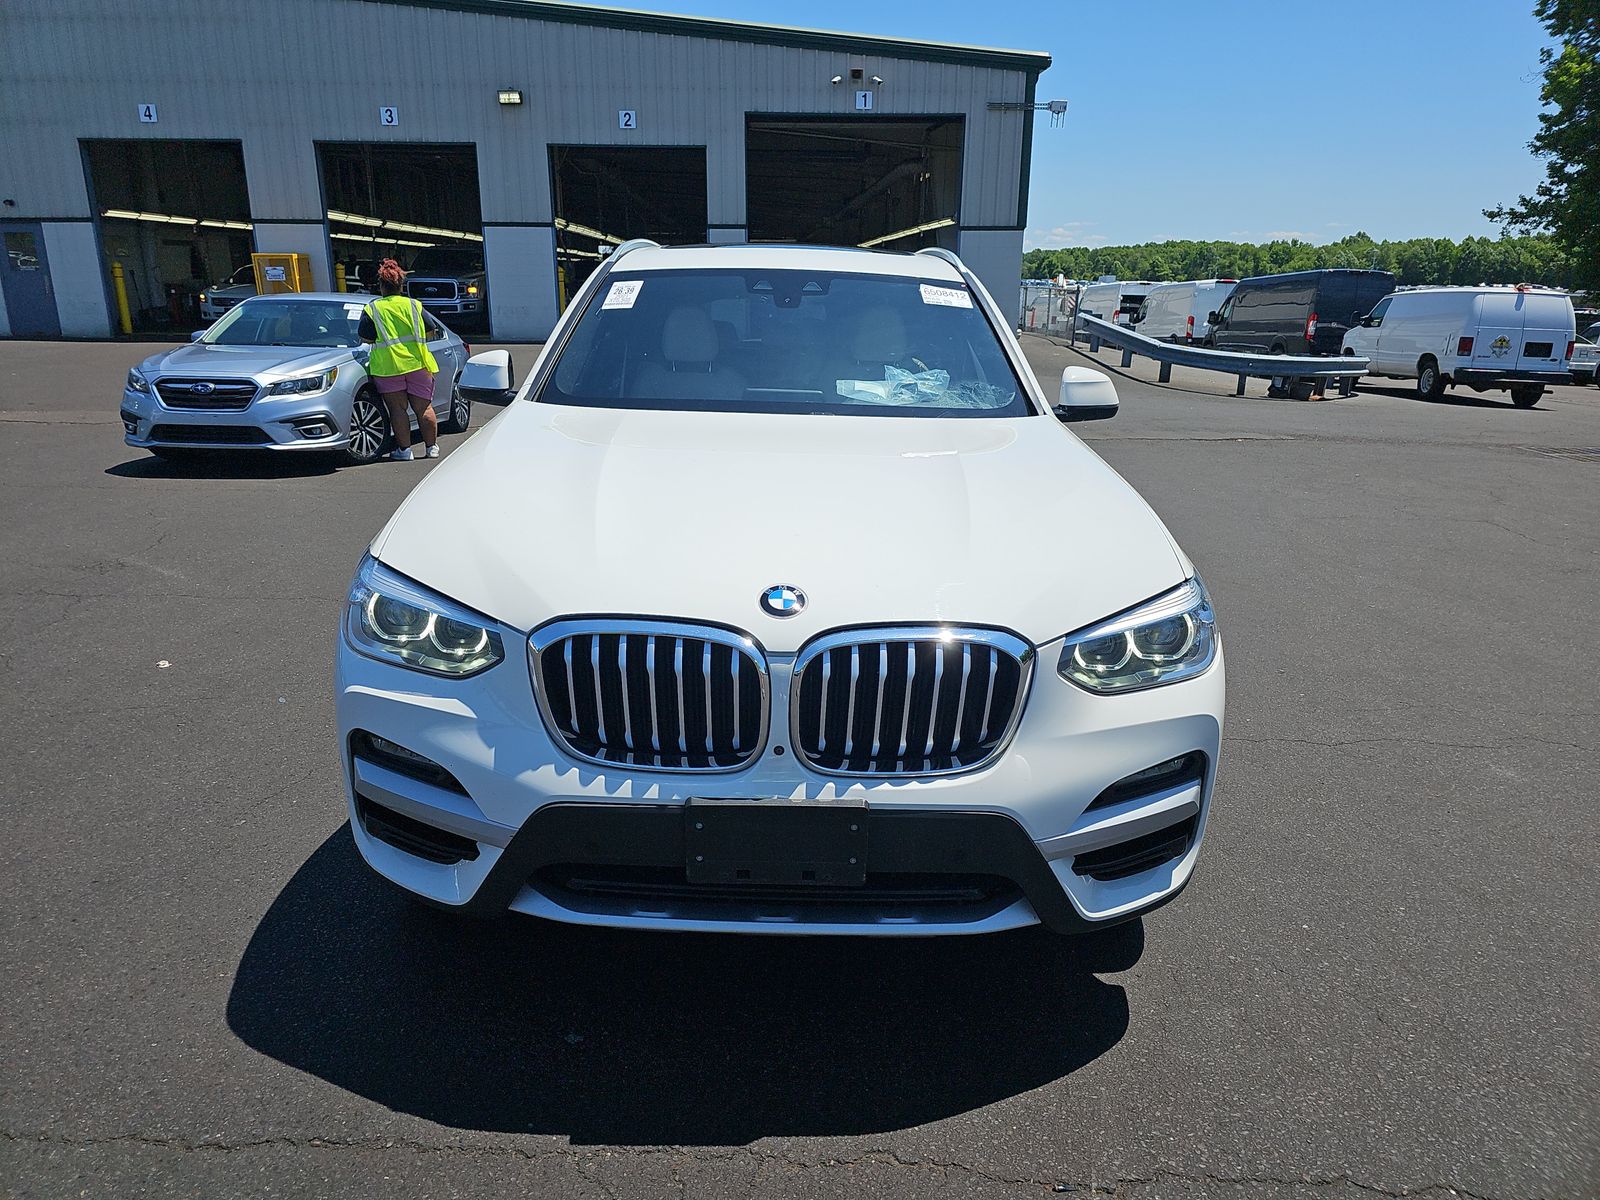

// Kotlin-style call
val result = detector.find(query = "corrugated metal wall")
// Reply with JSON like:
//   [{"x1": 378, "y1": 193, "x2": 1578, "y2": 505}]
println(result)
[{"x1": 0, "y1": 0, "x2": 1033, "y2": 227}]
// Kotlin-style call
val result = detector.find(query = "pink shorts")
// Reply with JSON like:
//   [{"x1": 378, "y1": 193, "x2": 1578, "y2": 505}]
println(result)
[{"x1": 374, "y1": 369, "x2": 436, "y2": 400}]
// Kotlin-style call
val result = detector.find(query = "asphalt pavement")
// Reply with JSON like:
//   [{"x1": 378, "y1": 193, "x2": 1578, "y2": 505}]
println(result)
[{"x1": 1, "y1": 335, "x2": 1595, "y2": 1199}]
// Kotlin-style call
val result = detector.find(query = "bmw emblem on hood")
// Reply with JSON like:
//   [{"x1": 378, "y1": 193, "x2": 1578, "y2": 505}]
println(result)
[{"x1": 759, "y1": 584, "x2": 806, "y2": 618}]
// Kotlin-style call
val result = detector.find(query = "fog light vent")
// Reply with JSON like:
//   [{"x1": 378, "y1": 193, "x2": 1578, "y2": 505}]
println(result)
[
  {"x1": 1072, "y1": 814, "x2": 1198, "y2": 881},
  {"x1": 351, "y1": 730, "x2": 468, "y2": 795},
  {"x1": 290, "y1": 414, "x2": 335, "y2": 439},
  {"x1": 1086, "y1": 751, "x2": 1206, "y2": 814}
]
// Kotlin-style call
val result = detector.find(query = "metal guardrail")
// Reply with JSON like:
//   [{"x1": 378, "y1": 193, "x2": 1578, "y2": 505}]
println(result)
[{"x1": 1068, "y1": 312, "x2": 1370, "y2": 398}]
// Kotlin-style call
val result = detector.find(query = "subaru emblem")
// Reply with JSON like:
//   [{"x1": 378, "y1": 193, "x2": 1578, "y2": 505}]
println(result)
[
  {"x1": 191, "y1": 381, "x2": 214, "y2": 394},
  {"x1": 759, "y1": 584, "x2": 806, "y2": 619}
]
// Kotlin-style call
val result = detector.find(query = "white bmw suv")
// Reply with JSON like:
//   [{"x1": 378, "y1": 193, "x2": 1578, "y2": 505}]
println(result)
[{"x1": 335, "y1": 241, "x2": 1225, "y2": 938}]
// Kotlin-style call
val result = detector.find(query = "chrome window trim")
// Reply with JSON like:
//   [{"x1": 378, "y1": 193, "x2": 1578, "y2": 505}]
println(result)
[
  {"x1": 527, "y1": 616, "x2": 770, "y2": 774},
  {"x1": 788, "y1": 624, "x2": 1036, "y2": 779}
]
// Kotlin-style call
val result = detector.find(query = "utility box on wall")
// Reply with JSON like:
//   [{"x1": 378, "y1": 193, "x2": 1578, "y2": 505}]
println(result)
[{"x1": 251, "y1": 253, "x2": 313, "y2": 294}]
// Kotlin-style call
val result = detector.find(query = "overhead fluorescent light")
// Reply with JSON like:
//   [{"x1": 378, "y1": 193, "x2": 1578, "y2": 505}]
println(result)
[
  {"x1": 858, "y1": 216, "x2": 956, "y2": 248},
  {"x1": 554, "y1": 217, "x2": 625, "y2": 246},
  {"x1": 327, "y1": 210, "x2": 482, "y2": 242},
  {"x1": 328, "y1": 232, "x2": 435, "y2": 249},
  {"x1": 101, "y1": 208, "x2": 206, "y2": 226},
  {"x1": 327, "y1": 210, "x2": 383, "y2": 228}
]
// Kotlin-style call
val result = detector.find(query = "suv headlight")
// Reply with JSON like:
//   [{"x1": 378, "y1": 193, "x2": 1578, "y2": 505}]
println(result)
[
  {"x1": 344, "y1": 554, "x2": 504, "y2": 677},
  {"x1": 1058, "y1": 578, "x2": 1217, "y2": 694},
  {"x1": 266, "y1": 367, "x2": 338, "y2": 397},
  {"x1": 126, "y1": 369, "x2": 151, "y2": 393}
]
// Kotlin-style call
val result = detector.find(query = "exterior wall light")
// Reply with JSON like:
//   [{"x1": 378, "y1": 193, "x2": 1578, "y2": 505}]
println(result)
[{"x1": 497, "y1": 89, "x2": 523, "y2": 106}]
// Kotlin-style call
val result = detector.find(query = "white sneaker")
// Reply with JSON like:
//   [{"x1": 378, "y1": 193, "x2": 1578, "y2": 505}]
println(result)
[
  {"x1": 425, "y1": 444, "x2": 440, "y2": 459},
  {"x1": 390, "y1": 447, "x2": 414, "y2": 461}
]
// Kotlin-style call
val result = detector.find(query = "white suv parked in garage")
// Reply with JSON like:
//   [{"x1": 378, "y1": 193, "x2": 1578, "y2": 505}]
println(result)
[{"x1": 336, "y1": 242, "x2": 1225, "y2": 937}]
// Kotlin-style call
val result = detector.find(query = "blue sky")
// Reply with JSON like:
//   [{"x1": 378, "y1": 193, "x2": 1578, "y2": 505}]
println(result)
[{"x1": 612, "y1": 0, "x2": 1552, "y2": 248}]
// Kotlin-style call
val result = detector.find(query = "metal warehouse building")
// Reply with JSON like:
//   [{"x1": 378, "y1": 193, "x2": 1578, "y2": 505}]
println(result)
[{"x1": 0, "y1": 0, "x2": 1049, "y2": 342}]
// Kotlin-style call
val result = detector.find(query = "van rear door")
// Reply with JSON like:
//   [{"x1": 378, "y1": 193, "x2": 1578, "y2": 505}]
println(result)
[
  {"x1": 1471, "y1": 292, "x2": 1524, "y2": 372},
  {"x1": 1514, "y1": 295, "x2": 1573, "y2": 372}
]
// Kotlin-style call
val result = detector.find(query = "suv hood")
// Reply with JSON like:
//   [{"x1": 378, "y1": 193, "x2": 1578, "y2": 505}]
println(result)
[
  {"x1": 140, "y1": 342, "x2": 354, "y2": 380},
  {"x1": 372, "y1": 403, "x2": 1188, "y2": 650}
]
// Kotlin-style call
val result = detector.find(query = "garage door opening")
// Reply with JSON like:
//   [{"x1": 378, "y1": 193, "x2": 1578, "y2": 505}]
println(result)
[
  {"x1": 318, "y1": 142, "x2": 486, "y2": 332},
  {"x1": 550, "y1": 145, "x2": 707, "y2": 302},
  {"x1": 745, "y1": 117, "x2": 963, "y2": 252},
  {"x1": 83, "y1": 139, "x2": 252, "y2": 334}
]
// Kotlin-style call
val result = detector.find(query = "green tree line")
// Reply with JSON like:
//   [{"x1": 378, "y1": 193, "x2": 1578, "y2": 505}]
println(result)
[{"x1": 1021, "y1": 233, "x2": 1578, "y2": 289}]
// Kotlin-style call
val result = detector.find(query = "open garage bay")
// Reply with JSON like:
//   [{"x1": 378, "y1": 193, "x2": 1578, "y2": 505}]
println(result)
[{"x1": 0, "y1": 336, "x2": 1595, "y2": 1197}]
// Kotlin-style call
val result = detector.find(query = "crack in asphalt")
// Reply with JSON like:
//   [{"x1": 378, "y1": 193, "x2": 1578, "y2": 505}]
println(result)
[
  {"x1": 1223, "y1": 733, "x2": 1591, "y2": 755},
  {"x1": 0, "y1": 1129, "x2": 1521, "y2": 1199}
]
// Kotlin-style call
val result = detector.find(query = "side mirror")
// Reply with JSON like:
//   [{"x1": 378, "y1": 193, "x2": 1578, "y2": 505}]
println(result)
[
  {"x1": 459, "y1": 349, "x2": 517, "y2": 404},
  {"x1": 189, "y1": 330, "x2": 206, "y2": 343},
  {"x1": 1054, "y1": 366, "x2": 1119, "y2": 422},
  {"x1": 1351, "y1": 309, "x2": 1363, "y2": 325},
  {"x1": 1207, "y1": 311, "x2": 1220, "y2": 325}
]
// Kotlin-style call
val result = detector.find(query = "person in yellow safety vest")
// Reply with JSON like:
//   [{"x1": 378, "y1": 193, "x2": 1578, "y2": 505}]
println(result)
[{"x1": 357, "y1": 259, "x2": 440, "y2": 461}]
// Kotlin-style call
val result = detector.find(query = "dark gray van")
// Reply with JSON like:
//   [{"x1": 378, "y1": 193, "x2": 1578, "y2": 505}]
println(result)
[{"x1": 1205, "y1": 269, "x2": 1397, "y2": 355}]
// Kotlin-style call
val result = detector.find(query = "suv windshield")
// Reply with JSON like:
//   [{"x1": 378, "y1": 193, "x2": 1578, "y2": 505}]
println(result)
[
  {"x1": 409, "y1": 247, "x2": 483, "y2": 275},
  {"x1": 201, "y1": 297, "x2": 364, "y2": 348},
  {"x1": 542, "y1": 269, "x2": 1031, "y2": 418}
]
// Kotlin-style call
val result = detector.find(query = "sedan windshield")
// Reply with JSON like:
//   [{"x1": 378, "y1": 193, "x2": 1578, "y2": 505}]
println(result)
[
  {"x1": 202, "y1": 298, "x2": 365, "y2": 348},
  {"x1": 542, "y1": 269, "x2": 1032, "y2": 418}
]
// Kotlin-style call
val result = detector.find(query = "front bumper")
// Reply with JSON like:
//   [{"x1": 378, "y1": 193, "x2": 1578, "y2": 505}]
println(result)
[
  {"x1": 415, "y1": 298, "x2": 483, "y2": 315},
  {"x1": 335, "y1": 619, "x2": 1225, "y2": 937},
  {"x1": 121, "y1": 384, "x2": 352, "y2": 451}
]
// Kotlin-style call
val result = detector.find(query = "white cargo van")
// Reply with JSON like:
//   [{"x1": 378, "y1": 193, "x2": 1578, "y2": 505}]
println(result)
[
  {"x1": 1133, "y1": 279, "x2": 1237, "y2": 342},
  {"x1": 1077, "y1": 279, "x2": 1157, "y2": 327},
  {"x1": 1341, "y1": 286, "x2": 1575, "y2": 407}
]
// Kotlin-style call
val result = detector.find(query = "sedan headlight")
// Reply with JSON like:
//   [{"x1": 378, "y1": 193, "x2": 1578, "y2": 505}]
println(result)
[
  {"x1": 345, "y1": 554, "x2": 504, "y2": 677},
  {"x1": 126, "y1": 369, "x2": 151, "y2": 393},
  {"x1": 266, "y1": 367, "x2": 338, "y2": 397},
  {"x1": 1058, "y1": 578, "x2": 1217, "y2": 694}
]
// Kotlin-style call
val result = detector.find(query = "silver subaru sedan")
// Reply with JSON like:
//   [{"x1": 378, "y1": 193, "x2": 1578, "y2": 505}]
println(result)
[{"x1": 120, "y1": 293, "x2": 471, "y2": 465}]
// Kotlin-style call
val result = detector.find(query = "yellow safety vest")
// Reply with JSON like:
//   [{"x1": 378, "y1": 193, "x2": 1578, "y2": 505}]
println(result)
[{"x1": 364, "y1": 295, "x2": 439, "y2": 377}]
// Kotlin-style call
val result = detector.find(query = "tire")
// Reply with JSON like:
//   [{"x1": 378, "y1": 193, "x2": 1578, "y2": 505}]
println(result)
[
  {"x1": 1417, "y1": 359, "x2": 1445, "y2": 400},
  {"x1": 440, "y1": 383, "x2": 471, "y2": 434},
  {"x1": 1270, "y1": 343, "x2": 1286, "y2": 356},
  {"x1": 345, "y1": 390, "x2": 391, "y2": 465},
  {"x1": 1510, "y1": 384, "x2": 1543, "y2": 408}
]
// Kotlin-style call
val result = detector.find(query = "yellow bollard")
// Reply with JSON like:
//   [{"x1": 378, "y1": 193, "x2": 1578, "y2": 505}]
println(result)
[
  {"x1": 557, "y1": 265, "x2": 568, "y2": 312},
  {"x1": 335, "y1": 262, "x2": 347, "y2": 293},
  {"x1": 111, "y1": 261, "x2": 133, "y2": 335}
]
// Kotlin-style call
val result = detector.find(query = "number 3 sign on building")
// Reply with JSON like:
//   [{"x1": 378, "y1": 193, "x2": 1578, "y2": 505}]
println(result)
[{"x1": 379, "y1": 106, "x2": 399, "y2": 127}]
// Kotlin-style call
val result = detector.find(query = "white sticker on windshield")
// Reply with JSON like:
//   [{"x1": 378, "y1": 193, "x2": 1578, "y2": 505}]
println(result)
[
  {"x1": 602, "y1": 280, "x2": 643, "y2": 310},
  {"x1": 919, "y1": 283, "x2": 972, "y2": 308},
  {"x1": 344, "y1": 303, "x2": 364, "y2": 317}
]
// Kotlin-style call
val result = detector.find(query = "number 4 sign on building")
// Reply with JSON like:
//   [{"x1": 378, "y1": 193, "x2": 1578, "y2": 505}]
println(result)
[{"x1": 137, "y1": 103, "x2": 158, "y2": 123}]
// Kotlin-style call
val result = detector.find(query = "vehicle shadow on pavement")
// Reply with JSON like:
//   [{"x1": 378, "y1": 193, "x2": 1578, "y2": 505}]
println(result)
[
  {"x1": 1355, "y1": 382, "x2": 1536, "y2": 410},
  {"x1": 227, "y1": 830, "x2": 1137, "y2": 1144},
  {"x1": 106, "y1": 452, "x2": 341, "y2": 480}
]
